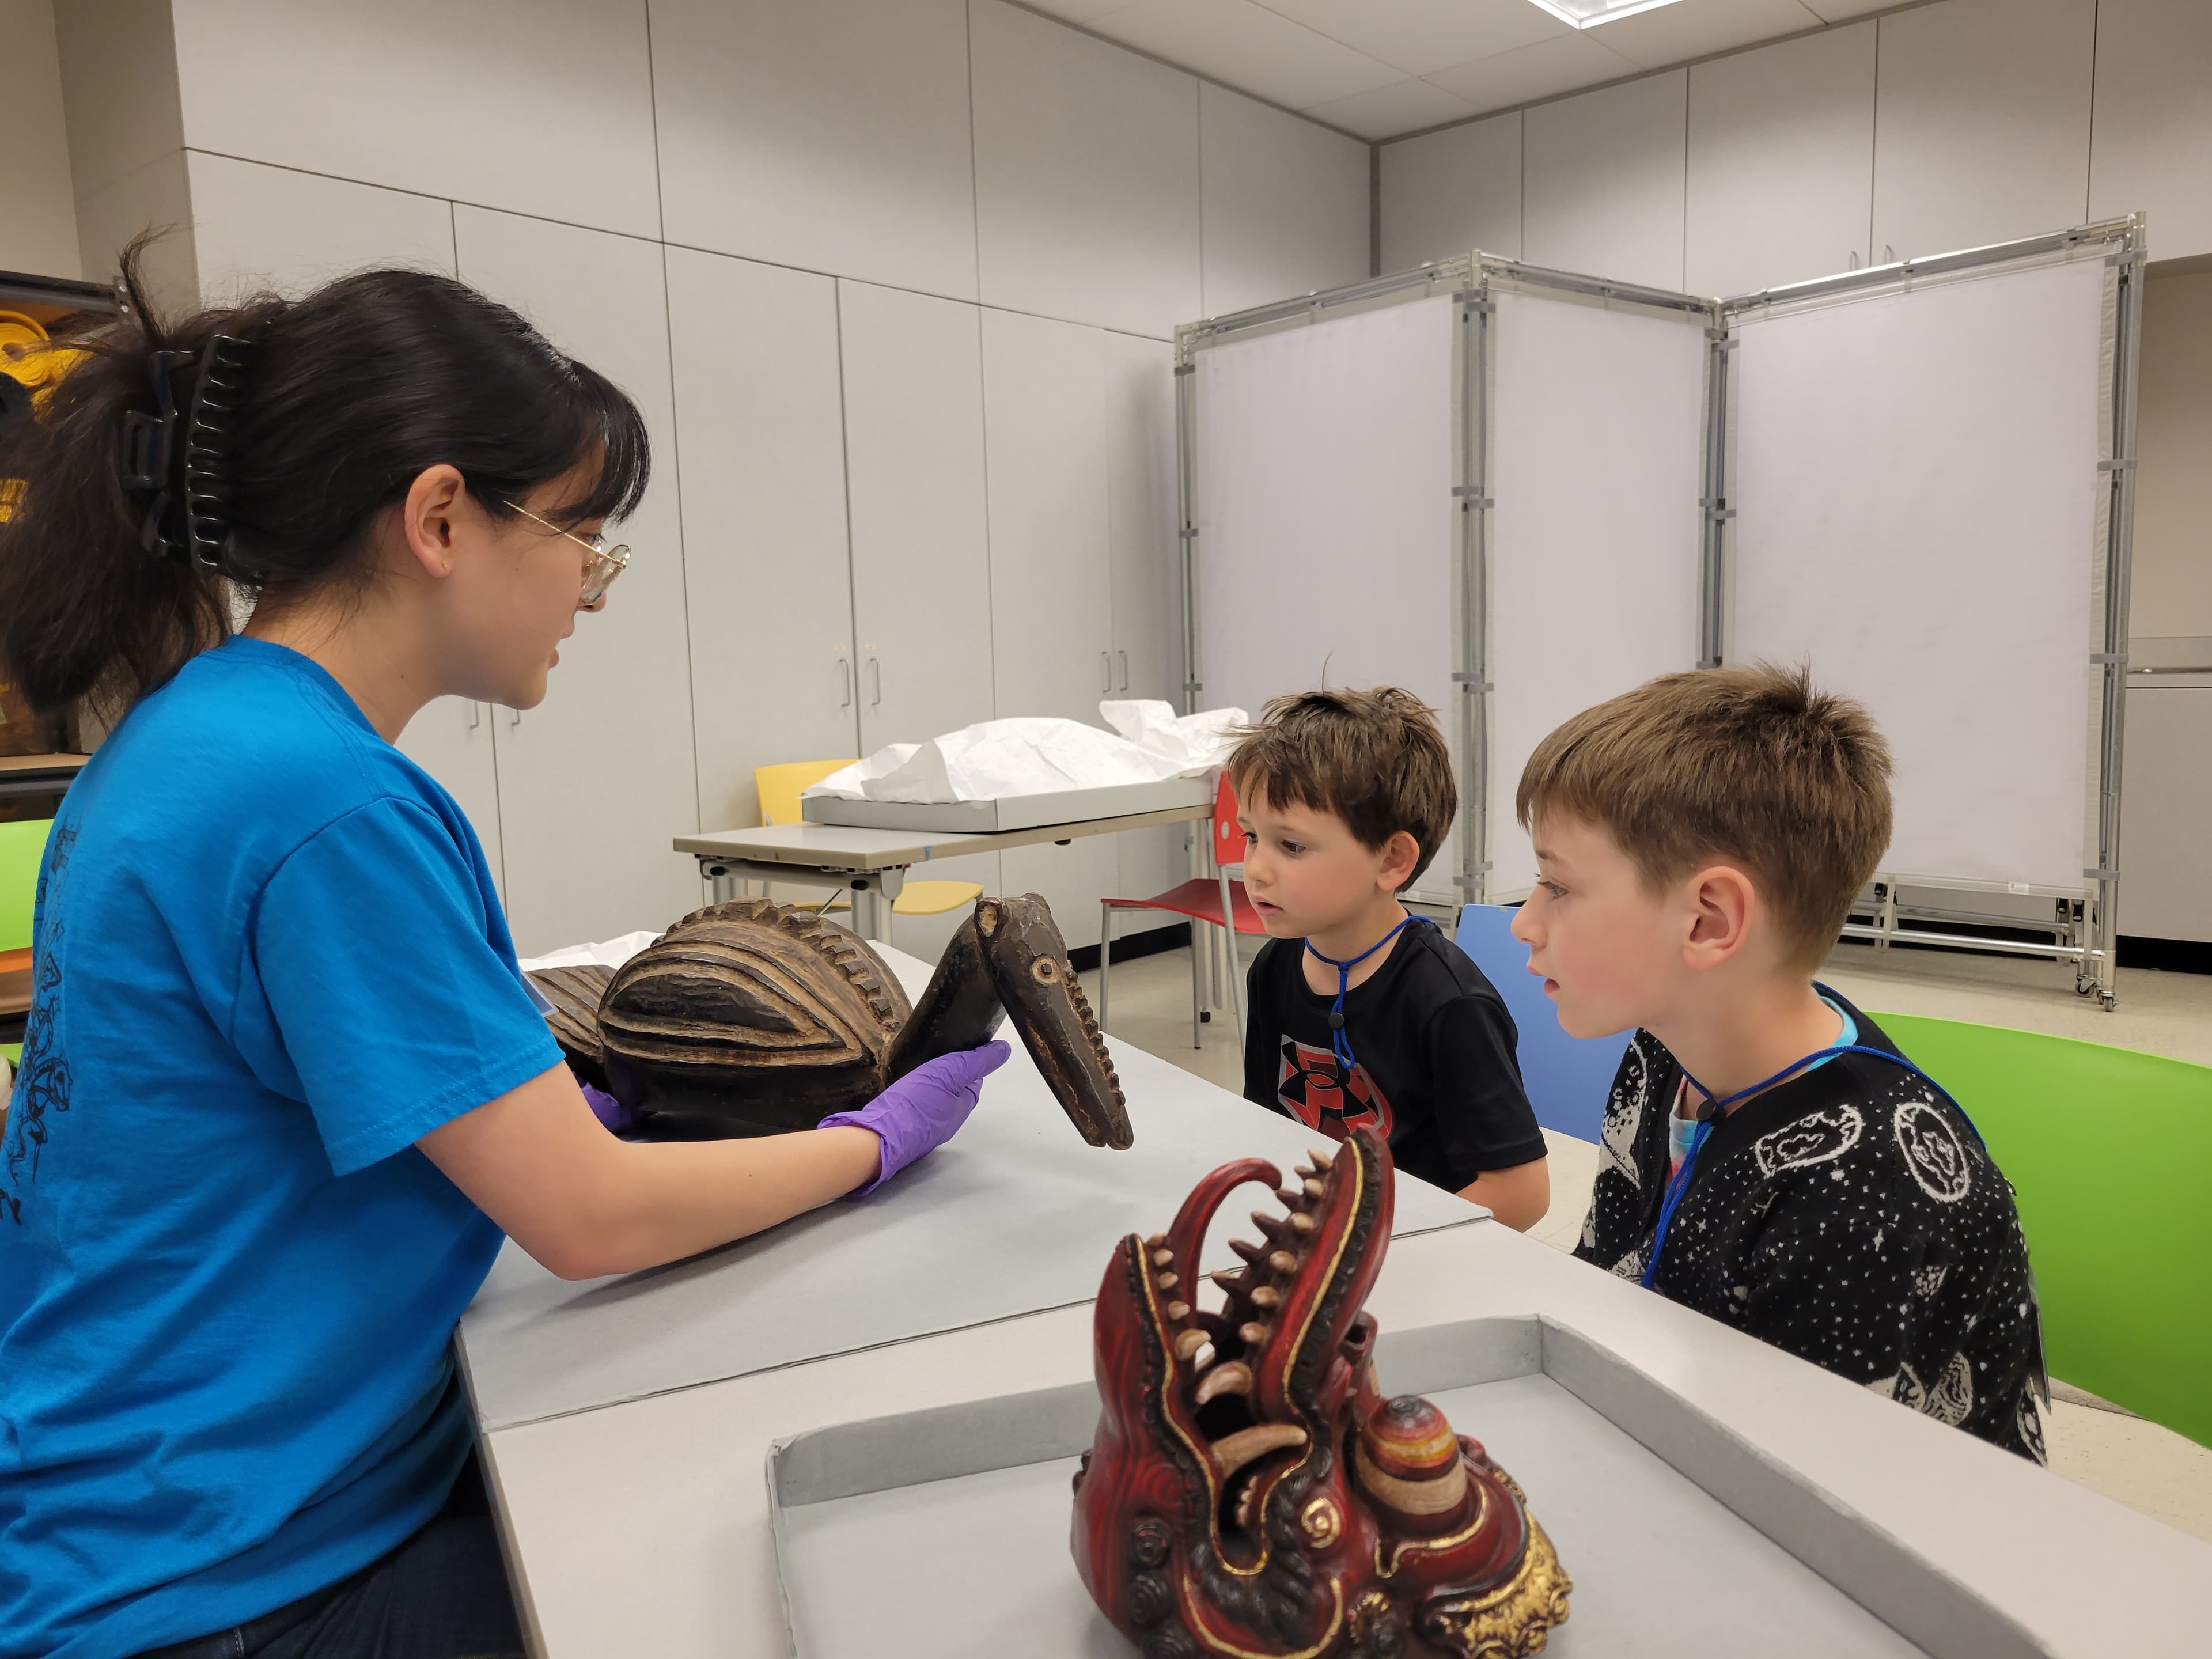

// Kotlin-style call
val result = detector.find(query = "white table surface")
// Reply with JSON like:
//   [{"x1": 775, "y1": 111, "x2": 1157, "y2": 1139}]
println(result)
[
  {"x1": 456, "y1": 952, "x2": 1478, "y2": 1431},
  {"x1": 474, "y1": 972, "x2": 2212, "y2": 1659}
]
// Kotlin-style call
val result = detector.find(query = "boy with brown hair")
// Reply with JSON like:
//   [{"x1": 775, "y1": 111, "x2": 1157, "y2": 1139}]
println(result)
[
  {"x1": 1228, "y1": 688, "x2": 1550, "y2": 1228},
  {"x1": 1513, "y1": 662, "x2": 2045, "y2": 1460}
]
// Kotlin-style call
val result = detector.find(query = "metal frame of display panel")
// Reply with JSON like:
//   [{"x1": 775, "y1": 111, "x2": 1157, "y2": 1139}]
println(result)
[
  {"x1": 1175, "y1": 255, "x2": 1714, "y2": 911},
  {"x1": 1712, "y1": 215, "x2": 2145, "y2": 1008}
]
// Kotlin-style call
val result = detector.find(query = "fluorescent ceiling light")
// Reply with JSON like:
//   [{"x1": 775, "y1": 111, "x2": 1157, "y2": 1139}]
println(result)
[{"x1": 1524, "y1": 0, "x2": 1687, "y2": 26}]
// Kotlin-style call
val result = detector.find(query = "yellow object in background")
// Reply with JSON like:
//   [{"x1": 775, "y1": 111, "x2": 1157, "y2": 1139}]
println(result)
[
  {"x1": 0, "y1": 311, "x2": 89, "y2": 396},
  {"x1": 750, "y1": 760, "x2": 985, "y2": 922}
]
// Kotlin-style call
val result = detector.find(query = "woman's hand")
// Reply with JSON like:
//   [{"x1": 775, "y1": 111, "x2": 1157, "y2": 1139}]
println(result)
[{"x1": 818, "y1": 1041, "x2": 1012, "y2": 1194}]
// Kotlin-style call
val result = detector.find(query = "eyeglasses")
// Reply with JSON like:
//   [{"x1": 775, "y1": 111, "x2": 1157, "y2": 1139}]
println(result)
[{"x1": 501, "y1": 499, "x2": 631, "y2": 605}]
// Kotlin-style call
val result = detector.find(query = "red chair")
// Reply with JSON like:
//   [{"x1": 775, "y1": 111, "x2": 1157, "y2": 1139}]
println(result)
[{"x1": 1099, "y1": 772, "x2": 1268, "y2": 1048}]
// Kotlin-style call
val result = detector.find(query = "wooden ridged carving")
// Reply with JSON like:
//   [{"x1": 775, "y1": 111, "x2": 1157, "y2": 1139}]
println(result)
[{"x1": 528, "y1": 893, "x2": 1131, "y2": 1147}]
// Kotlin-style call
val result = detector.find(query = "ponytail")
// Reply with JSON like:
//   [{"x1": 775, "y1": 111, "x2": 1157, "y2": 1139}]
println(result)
[{"x1": 0, "y1": 238, "x2": 649, "y2": 719}]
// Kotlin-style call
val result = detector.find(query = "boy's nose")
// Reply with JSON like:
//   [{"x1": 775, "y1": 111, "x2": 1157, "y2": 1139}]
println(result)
[{"x1": 1509, "y1": 904, "x2": 1539, "y2": 945}]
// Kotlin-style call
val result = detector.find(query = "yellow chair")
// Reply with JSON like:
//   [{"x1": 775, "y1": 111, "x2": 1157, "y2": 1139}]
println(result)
[{"x1": 752, "y1": 761, "x2": 984, "y2": 933}]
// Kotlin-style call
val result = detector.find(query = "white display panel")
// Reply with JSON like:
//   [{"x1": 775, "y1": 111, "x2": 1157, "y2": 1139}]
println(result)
[
  {"x1": 1195, "y1": 297, "x2": 1458, "y2": 883},
  {"x1": 1487, "y1": 291, "x2": 1709, "y2": 899},
  {"x1": 1730, "y1": 257, "x2": 2107, "y2": 892}
]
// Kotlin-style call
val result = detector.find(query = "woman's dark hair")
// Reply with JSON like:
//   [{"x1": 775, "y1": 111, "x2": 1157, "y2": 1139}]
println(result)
[{"x1": 0, "y1": 238, "x2": 649, "y2": 718}]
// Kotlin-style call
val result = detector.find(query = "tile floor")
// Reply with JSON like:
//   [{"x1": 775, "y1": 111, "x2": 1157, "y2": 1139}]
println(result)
[{"x1": 1084, "y1": 933, "x2": 2212, "y2": 1544}]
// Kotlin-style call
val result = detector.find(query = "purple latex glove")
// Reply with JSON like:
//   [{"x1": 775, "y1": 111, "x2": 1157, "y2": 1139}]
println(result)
[
  {"x1": 578, "y1": 1077, "x2": 637, "y2": 1134},
  {"x1": 816, "y1": 1040, "x2": 1012, "y2": 1196}
]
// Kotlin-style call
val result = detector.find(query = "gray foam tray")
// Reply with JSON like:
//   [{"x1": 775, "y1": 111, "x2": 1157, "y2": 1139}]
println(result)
[
  {"x1": 768, "y1": 1316, "x2": 2050, "y2": 1659},
  {"x1": 456, "y1": 1036, "x2": 1479, "y2": 1431},
  {"x1": 801, "y1": 777, "x2": 1213, "y2": 834}
]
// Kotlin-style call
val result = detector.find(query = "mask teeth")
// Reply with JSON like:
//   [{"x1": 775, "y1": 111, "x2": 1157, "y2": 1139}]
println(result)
[{"x1": 1067, "y1": 974, "x2": 1119, "y2": 1080}]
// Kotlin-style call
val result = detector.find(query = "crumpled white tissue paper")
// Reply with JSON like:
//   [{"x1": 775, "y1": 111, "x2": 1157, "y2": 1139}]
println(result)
[{"x1": 804, "y1": 700, "x2": 1249, "y2": 805}]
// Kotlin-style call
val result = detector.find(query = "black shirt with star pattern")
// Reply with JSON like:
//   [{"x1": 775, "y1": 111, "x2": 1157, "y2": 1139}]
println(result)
[
  {"x1": 1241, "y1": 916, "x2": 1547, "y2": 1194},
  {"x1": 1574, "y1": 988, "x2": 2047, "y2": 1463}
]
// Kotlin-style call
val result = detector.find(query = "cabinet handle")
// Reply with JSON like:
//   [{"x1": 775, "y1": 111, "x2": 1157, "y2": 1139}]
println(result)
[
  {"x1": 467, "y1": 701, "x2": 481, "y2": 730},
  {"x1": 1100, "y1": 652, "x2": 1112, "y2": 695},
  {"x1": 509, "y1": 706, "x2": 522, "y2": 728},
  {"x1": 837, "y1": 656, "x2": 852, "y2": 708},
  {"x1": 869, "y1": 657, "x2": 882, "y2": 707},
  {"x1": 1118, "y1": 650, "x2": 1129, "y2": 693}
]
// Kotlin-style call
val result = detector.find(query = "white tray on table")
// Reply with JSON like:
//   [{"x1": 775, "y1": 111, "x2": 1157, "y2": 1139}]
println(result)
[
  {"x1": 766, "y1": 1315, "x2": 2047, "y2": 1659},
  {"x1": 800, "y1": 777, "x2": 1213, "y2": 834}
]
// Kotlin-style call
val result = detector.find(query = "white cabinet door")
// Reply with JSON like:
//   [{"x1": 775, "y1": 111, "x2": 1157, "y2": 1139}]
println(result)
[
  {"x1": 1685, "y1": 24, "x2": 1876, "y2": 298},
  {"x1": 839, "y1": 278, "x2": 1001, "y2": 962},
  {"x1": 396, "y1": 698, "x2": 506, "y2": 900},
  {"x1": 1871, "y1": 0, "x2": 2094, "y2": 261},
  {"x1": 839, "y1": 279, "x2": 997, "y2": 751},
  {"x1": 969, "y1": 0, "x2": 1201, "y2": 339},
  {"x1": 1198, "y1": 82, "x2": 1370, "y2": 320},
  {"x1": 171, "y1": 0, "x2": 660, "y2": 239},
  {"x1": 666, "y1": 248, "x2": 859, "y2": 833},
  {"x1": 2089, "y1": 0, "x2": 2212, "y2": 262},
  {"x1": 649, "y1": 0, "x2": 978, "y2": 302},
  {"x1": 453, "y1": 207, "x2": 702, "y2": 956},
  {"x1": 1524, "y1": 70, "x2": 1688, "y2": 292},
  {"x1": 188, "y1": 151, "x2": 457, "y2": 302},
  {"x1": 1105, "y1": 331, "x2": 1187, "y2": 919},
  {"x1": 2118, "y1": 683, "x2": 2212, "y2": 944},
  {"x1": 1001, "y1": 837, "x2": 1115, "y2": 953},
  {"x1": 983, "y1": 309, "x2": 1112, "y2": 721}
]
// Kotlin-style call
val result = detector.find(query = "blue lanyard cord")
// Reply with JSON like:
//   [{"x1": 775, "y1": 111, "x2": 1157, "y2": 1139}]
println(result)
[
  {"x1": 1640, "y1": 1039, "x2": 1986, "y2": 1291},
  {"x1": 1305, "y1": 916, "x2": 1414, "y2": 1075}
]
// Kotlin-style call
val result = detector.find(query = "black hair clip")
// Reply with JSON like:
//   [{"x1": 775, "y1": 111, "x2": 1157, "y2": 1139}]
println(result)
[
  {"x1": 120, "y1": 349, "x2": 194, "y2": 560},
  {"x1": 119, "y1": 334, "x2": 253, "y2": 569},
  {"x1": 178, "y1": 334, "x2": 252, "y2": 571}
]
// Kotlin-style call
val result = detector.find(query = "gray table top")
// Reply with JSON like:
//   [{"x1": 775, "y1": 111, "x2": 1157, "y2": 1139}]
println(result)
[
  {"x1": 671, "y1": 802, "x2": 1210, "y2": 870},
  {"x1": 456, "y1": 946, "x2": 1481, "y2": 1432}
]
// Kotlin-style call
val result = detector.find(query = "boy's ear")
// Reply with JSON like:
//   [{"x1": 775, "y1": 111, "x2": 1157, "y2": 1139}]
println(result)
[
  {"x1": 1377, "y1": 829, "x2": 1423, "y2": 895},
  {"x1": 1681, "y1": 862, "x2": 1759, "y2": 972}
]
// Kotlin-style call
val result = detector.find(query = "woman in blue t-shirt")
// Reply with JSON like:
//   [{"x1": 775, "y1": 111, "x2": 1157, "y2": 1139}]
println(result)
[{"x1": 0, "y1": 248, "x2": 1003, "y2": 1659}]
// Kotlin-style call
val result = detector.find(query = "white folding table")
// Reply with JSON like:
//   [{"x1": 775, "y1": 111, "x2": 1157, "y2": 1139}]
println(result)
[{"x1": 673, "y1": 803, "x2": 1211, "y2": 942}]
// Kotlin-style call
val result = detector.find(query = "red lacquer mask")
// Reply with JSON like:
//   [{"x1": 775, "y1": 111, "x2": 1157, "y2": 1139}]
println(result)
[{"x1": 1071, "y1": 1127, "x2": 1571, "y2": 1658}]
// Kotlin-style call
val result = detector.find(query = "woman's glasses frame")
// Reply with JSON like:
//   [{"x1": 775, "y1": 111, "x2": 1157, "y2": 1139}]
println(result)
[{"x1": 500, "y1": 499, "x2": 631, "y2": 605}]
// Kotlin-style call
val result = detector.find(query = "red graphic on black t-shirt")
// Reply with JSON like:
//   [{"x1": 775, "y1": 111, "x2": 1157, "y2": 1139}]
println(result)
[{"x1": 1277, "y1": 1038, "x2": 1394, "y2": 1140}]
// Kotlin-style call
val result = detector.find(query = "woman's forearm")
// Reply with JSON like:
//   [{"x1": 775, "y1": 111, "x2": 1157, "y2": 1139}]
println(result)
[
  {"x1": 585, "y1": 1128, "x2": 880, "y2": 1275},
  {"x1": 421, "y1": 1065, "x2": 881, "y2": 1279}
]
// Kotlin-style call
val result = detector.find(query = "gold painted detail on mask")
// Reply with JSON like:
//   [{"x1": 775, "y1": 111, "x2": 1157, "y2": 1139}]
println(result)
[
  {"x1": 1300, "y1": 1494, "x2": 1341, "y2": 1548},
  {"x1": 1416, "y1": 1517, "x2": 1572, "y2": 1658}
]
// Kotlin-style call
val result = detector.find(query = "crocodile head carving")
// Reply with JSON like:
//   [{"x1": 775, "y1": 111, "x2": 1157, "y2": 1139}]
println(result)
[
  {"x1": 1071, "y1": 1127, "x2": 1570, "y2": 1657},
  {"x1": 535, "y1": 893, "x2": 1130, "y2": 1149}
]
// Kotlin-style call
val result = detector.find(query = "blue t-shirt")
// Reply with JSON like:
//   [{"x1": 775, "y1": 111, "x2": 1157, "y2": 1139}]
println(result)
[{"x1": 1, "y1": 637, "x2": 562, "y2": 1659}]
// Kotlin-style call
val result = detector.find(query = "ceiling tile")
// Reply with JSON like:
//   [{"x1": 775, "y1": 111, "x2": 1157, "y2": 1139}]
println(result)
[
  {"x1": 1797, "y1": 0, "x2": 1893, "y2": 18},
  {"x1": 1016, "y1": 0, "x2": 1138, "y2": 22},
  {"x1": 1301, "y1": 75, "x2": 1480, "y2": 140},
  {"x1": 1097, "y1": 0, "x2": 1405, "y2": 109},
  {"x1": 1425, "y1": 30, "x2": 1642, "y2": 115},
  {"x1": 1255, "y1": 0, "x2": 1568, "y2": 77},
  {"x1": 1590, "y1": 0, "x2": 1827, "y2": 71}
]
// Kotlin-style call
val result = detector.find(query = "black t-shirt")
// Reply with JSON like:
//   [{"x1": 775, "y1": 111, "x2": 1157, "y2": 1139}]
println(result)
[
  {"x1": 1574, "y1": 990, "x2": 2047, "y2": 1463},
  {"x1": 1241, "y1": 917, "x2": 1546, "y2": 1194}
]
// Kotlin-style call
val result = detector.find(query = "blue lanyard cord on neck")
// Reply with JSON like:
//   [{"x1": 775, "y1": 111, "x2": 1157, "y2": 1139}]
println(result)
[
  {"x1": 1304, "y1": 916, "x2": 1414, "y2": 1075},
  {"x1": 1640, "y1": 1034, "x2": 1985, "y2": 1292}
]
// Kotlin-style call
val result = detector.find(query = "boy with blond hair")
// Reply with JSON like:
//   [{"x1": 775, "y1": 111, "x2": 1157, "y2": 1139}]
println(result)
[
  {"x1": 1513, "y1": 662, "x2": 2044, "y2": 1460},
  {"x1": 1228, "y1": 688, "x2": 1550, "y2": 1229}
]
